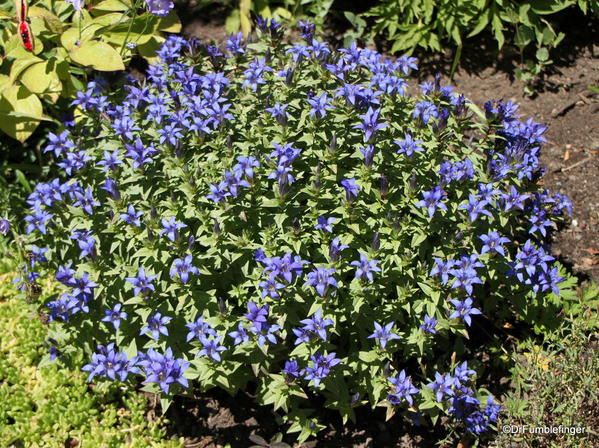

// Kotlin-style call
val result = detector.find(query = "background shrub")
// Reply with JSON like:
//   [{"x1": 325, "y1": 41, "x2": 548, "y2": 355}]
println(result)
[
  {"x1": 0, "y1": 0, "x2": 181, "y2": 142},
  {"x1": 17, "y1": 20, "x2": 577, "y2": 442}
]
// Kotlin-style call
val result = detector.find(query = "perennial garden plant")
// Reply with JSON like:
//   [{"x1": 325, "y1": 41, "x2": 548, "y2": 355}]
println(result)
[{"x1": 14, "y1": 18, "x2": 576, "y2": 442}]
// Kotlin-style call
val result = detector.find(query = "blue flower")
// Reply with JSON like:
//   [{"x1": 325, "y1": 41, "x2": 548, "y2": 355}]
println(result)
[
  {"x1": 479, "y1": 231, "x2": 510, "y2": 256},
  {"x1": 25, "y1": 206, "x2": 53, "y2": 235},
  {"x1": 138, "y1": 347, "x2": 189, "y2": 394},
  {"x1": 197, "y1": 335, "x2": 227, "y2": 362},
  {"x1": 101, "y1": 304, "x2": 127, "y2": 330},
  {"x1": 307, "y1": 92, "x2": 333, "y2": 119},
  {"x1": 329, "y1": 237, "x2": 349, "y2": 262},
  {"x1": 353, "y1": 107, "x2": 387, "y2": 142},
  {"x1": 186, "y1": 316, "x2": 216, "y2": 342},
  {"x1": 368, "y1": 321, "x2": 401, "y2": 349},
  {"x1": 265, "y1": 102, "x2": 289, "y2": 125},
  {"x1": 140, "y1": 311, "x2": 172, "y2": 341},
  {"x1": 298, "y1": 308, "x2": 334, "y2": 341},
  {"x1": 28, "y1": 245, "x2": 48, "y2": 268},
  {"x1": 226, "y1": 32, "x2": 245, "y2": 55},
  {"x1": 449, "y1": 298, "x2": 482, "y2": 326},
  {"x1": 453, "y1": 361, "x2": 476, "y2": 387},
  {"x1": 125, "y1": 267, "x2": 158, "y2": 297},
  {"x1": 416, "y1": 186, "x2": 448, "y2": 218},
  {"x1": 341, "y1": 178, "x2": 361, "y2": 202},
  {"x1": 160, "y1": 217, "x2": 187, "y2": 242},
  {"x1": 0, "y1": 218, "x2": 10, "y2": 235},
  {"x1": 395, "y1": 133, "x2": 424, "y2": 157},
  {"x1": 282, "y1": 360, "x2": 300, "y2": 381},
  {"x1": 315, "y1": 216, "x2": 337, "y2": 233},
  {"x1": 170, "y1": 255, "x2": 199, "y2": 284},
  {"x1": 120, "y1": 205, "x2": 144, "y2": 227},
  {"x1": 228, "y1": 322, "x2": 250, "y2": 345},
  {"x1": 413, "y1": 101, "x2": 439, "y2": 124},
  {"x1": 426, "y1": 372, "x2": 455, "y2": 402},
  {"x1": 420, "y1": 314, "x2": 437, "y2": 334},
  {"x1": 430, "y1": 258, "x2": 455, "y2": 285},
  {"x1": 350, "y1": 253, "x2": 381, "y2": 282},
  {"x1": 82, "y1": 343, "x2": 139, "y2": 382},
  {"x1": 97, "y1": 150, "x2": 123, "y2": 172},
  {"x1": 259, "y1": 276, "x2": 286, "y2": 299},
  {"x1": 387, "y1": 370, "x2": 419, "y2": 405},
  {"x1": 233, "y1": 156, "x2": 261, "y2": 179},
  {"x1": 44, "y1": 131, "x2": 75, "y2": 157},
  {"x1": 72, "y1": 187, "x2": 100, "y2": 215},
  {"x1": 459, "y1": 194, "x2": 493, "y2": 223},
  {"x1": 303, "y1": 351, "x2": 341, "y2": 387},
  {"x1": 70, "y1": 229, "x2": 96, "y2": 258},
  {"x1": 306, "y1": 267, "x2": 337, "y2": 297}
]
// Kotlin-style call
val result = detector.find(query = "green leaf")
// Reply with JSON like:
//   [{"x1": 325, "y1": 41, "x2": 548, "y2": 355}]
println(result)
[
  {"x1": 536, "y1": 47, "x2": 549, "y2": 62},
  {"x1": 0, "y1": 85, "x2": 43, "y2": 142},
  {"x1": 20, "y1": 60, "x2": 63, "y2": 94},
  {"x1": 92, "y1": 0, "x2": 131, "y2": 12},
  {"x1": 69, "y1": 41, "x2": 125, "y2": 71},
  {"x1": 225, "y1": 9, "x2": 241, "y2": 35}
]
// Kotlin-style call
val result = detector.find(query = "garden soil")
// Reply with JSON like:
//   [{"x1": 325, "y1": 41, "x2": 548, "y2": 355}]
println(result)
[{"x1": 147, "y1": 8, "x2": 599, "y2": 448}]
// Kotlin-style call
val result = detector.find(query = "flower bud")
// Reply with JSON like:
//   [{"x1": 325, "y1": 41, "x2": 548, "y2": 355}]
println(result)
[
  {"x1": 380, "y1": 175, "x2": 388, "y2": 200},
  {"x1": 292, "y1": 217, "x2": 301, "y2": 235},
  {"x1": 218, "y1": 296, "x2": 227, "y2": 314},
  {"x1": 371, "y1": 232, "x2": 381, "y2": 251},
  {"x1": 0, "y1": 218, "x2": 10, "y2": 235},
  {"x1": 329, "y1": 133, "x2": 337, "y2": 153},
  {"x1": 213, "y1": 218, "x2": 221, "y2": 235},
  {"x1": 285, "y1": 68, "x2": 295, "y2": 86},
  {"x1": 409, "y1": 172, "x2": 417, "y2": 193}
]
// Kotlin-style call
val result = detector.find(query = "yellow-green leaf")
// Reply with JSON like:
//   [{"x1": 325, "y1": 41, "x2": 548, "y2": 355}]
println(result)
[
  {"x1": 91, "y1": 0, "x2": 131, "y2": 13},
  {"x1": 28, "y1": 7, "x2": 65, "y2": 34},
  {"x1": 0, "y1": 74, "x2": 11, "y2": 94},
  {"x1": 157, "y1": 10, "x2": 181, "y2": 33},
  {"x1": 0, "y1": 86, "x2": 43, "y2": 142},
  {"x1": 69, "y1": 40, "x2": 125, "y2": 71},
  {"x1": 20, "y1": 60, "x2": 63, "y2": 94},
  {"x1": 9, "y1": 55, "x2": 43, "y2": 83}
]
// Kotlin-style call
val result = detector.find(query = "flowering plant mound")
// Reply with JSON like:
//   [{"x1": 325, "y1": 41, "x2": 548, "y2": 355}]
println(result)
[{"x1": 17, "y1": 20, "x2": 575, "y2": 442}]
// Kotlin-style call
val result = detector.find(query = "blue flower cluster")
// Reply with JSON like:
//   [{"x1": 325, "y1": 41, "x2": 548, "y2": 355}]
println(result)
[
  {"x1": 18, "y1": 16, "x2": 574, "y2": 438},
  {"x1": 424, "y1": 362, "x2": 500, "y2": 434}
]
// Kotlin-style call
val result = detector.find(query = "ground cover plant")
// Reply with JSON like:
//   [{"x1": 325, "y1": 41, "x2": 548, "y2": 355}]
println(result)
[
  {"x1": 14, "y1": 18, "x2": 579, "y2": 443},
  {"x1": 494, "y1": 287, "x2": 599, "y2": 448},
  {"x1": 0, "y1": 272, "x2": 181, "y2": 447}
]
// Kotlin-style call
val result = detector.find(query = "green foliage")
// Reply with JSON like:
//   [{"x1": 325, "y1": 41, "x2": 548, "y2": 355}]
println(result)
[
  {"x1": 362, "y1": 0, "x2": 595, "y2": 90},
  {"x1": 0, "y1": 273, "x2": 181, "y2": 448},
  {"x1": 0, "y1": 0, "x2": 181, "y2": 142},
  {"x1": 21, "y1": 26, "x2": 577, "y2": 442},
  {"x1": 495, "y1": 286, "x2": 599, "y2": 447},
  {"x1": 224, "y1": 0, "x2": 333, "y2": 35}
]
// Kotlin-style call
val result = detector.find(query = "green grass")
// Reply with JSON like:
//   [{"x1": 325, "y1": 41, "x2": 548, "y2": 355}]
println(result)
[
  {"x1": 0, "y1": 272, "x2": 183, "y2": 448},
  {"x1": 493, "y1": 284, "x2": 599, "y2": 448}
]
